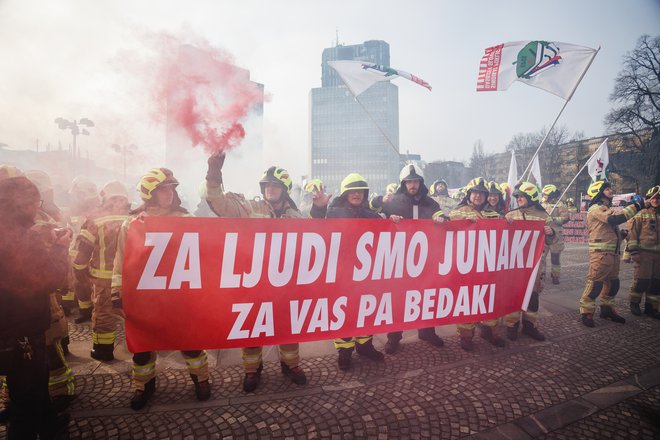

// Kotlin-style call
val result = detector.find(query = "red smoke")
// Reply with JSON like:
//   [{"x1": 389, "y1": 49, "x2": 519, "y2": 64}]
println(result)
[{"x1": 150, "y1": 33, "x2": 264, "y2": 154}]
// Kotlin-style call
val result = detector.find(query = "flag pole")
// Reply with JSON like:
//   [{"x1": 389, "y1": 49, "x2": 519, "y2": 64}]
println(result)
[
  {"x1": 354, "y1": 95, "x2": 401, "y2": 156},
  {"x1": 521, "y1": 46, "x2": 601, "y2": 181},
  {"x1": 548, "y1": 137, "x2": 605, "y2": 216}
]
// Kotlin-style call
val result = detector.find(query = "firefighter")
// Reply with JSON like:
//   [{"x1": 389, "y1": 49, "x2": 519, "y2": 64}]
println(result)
[
  {"x1": 310, "y1": 173, "x2": 386, "y2": 370},
  {"x1": 484, "y1": 180, "x2": 506, "y2": 217},
  {"x1": 449, "y1": 178, "x2": 506, "y2": 350},
  {"x1": 626, "y1": 185, "x2": 660, "y2": 318},
  {"x1": 73, "y1": 181, "x2": 130, "y2": 362},
  {"x1": 25, "y1": 170, "x2": 76, "y2": 410},
  {"x1": 0, "y1": 176, "x2": 71, "y2": 438},
  {"x1": 504, "y1": 182, "x2": 559, "y2": 341},
  {"x1": 205, "y1": 153, "x2": 307, "y2": 393},
  {"x1": 370, "y1": 164, "x2": 447, "y2": 354},
  {"x1": 541, "y1": 184, "x2": 571, "y2": 285},
  {"x1": 66, "y1": 177, "x2": 101, "y2": 323},
  {"x1": 579, "y1": 180, "x2": 647, "y2": 327},
  {"x1": 429, "y1": 179, "x2": 457, "y2": 213},
  {"x1": 111, "y1": 168, "x2": 211, "y2": 410},
  {"x1": 566, "y1": 197, "x2": 578, "y2": 214}
]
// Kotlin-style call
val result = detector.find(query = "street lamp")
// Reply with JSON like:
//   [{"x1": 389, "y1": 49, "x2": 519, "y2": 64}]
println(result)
[
  {"x1": 54, "y1": 117, "x2": 95, "y2": 158},
  {"x1": 111, "y1": 143, "x2": 138, "y2": 181}
]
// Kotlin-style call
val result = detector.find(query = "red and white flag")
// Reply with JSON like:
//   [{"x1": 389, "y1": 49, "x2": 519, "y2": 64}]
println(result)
[
  {"x1": 329, "y1": 60, "x2": 431, "y2": 97},
  {"x1": 476, "y1": 41, "x2": 598, "y2": 100},
  {"x1": 586, "y1": 139, "x2": 609, "y2": 182}
]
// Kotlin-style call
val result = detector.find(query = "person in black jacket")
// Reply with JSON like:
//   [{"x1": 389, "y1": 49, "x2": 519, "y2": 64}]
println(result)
[
  {"x1": 0, "y1": 176, "x2": 71, "y2": 439},
  {"x1": 370, "y1": 164, "x2": 447, "y2": 354},
  {"x1": 311, "y1": 173, "x2": 386, "y2": 370}
]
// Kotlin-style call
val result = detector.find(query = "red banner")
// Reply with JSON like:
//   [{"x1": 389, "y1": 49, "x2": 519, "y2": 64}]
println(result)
[{"x1": 122, "y1": 217, "x2": 545, "y2": 352}]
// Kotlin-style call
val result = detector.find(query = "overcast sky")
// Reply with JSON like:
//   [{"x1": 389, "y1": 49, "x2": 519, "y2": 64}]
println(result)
[{"x1": 1, "y1": 0, "x2": 658, "y2": 191}]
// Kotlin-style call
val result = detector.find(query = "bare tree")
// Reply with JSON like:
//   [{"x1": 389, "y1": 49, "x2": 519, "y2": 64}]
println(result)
[
  {"x1": 469, "y1": 139, "x2": 494, "y2": 179},
  {"x1": 604, "y1": 34, "x2": 660, "y2": 189}
]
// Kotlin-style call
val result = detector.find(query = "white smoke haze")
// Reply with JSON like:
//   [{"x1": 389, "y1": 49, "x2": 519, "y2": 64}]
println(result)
[{"x1": 1, "y1": 0, "x2": 659, "y2": 206}]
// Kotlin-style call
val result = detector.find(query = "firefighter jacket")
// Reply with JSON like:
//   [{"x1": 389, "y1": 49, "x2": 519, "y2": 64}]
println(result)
[
  {"x1": 586, "y1": 201, "x2": 641, "y2": 254},
  {"x1": 370, "y1": 184, "x2": 444, "y2": 220},
  {"x1": 542, "y1": 201, "x2": 570, "y2": 226},
  {"x1": 431, "y1": 195, "x2": 458, "y2": 214},
  {"x1": 626, "y1": 206, "x2": 660, "y2": 254},
  {"x1": 110, "y1": 205, "x2": 189, "y2": 305},
  {"x1": 73, "y1": 209, "x2": 129, "y2": 299},
  {"x1": 449, "y1": 203, "x2": 487, "y2": 220},
  {"x1": 310, "y1": 196, "x2": 382, "y2": 220},
  {"x1": 505, "y1": 204, "x2": 559, "y2": 247},
  {"x1": 1, "y1": 213, "x2": 68, "y2": 341},
  {"x1": 205, "y1": 183, "x2": 302, "y2": 220}
]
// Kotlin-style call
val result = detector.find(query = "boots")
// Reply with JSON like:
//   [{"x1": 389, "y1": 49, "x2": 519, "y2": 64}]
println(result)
[
  {"x1": 338, "y1": 348, "x2": 353, "y2": 370},
  {"x1": 281, "y1": 362, "x2": 307, "y2": 385},
  {"x1": 418, "y1": 329, "x2": 445, "y2": 348},
  {"x1": 459, "y1": 329, "x2": 474, "y2": 351},
  {"x1": 646, "y1": 303, "x2": 660, "y2": 320},
  {"x1": 600, "y1": 305, "x2": 626, "y2": 323},
  {"x1": 191, "y1": 375, "x2": 211, "y2": 401},
  {"x1": 130, "y1": 378, "x2": 156, "y2": 410},
  {"x1": 90, "y1": 343, "x2": 114, "y2": 362},
  {"x1": 74, "y1": 307, "x2": 92, "y2": 324},
  {"x1": 521, "y1": 320, "x2": 546, "y2": 341},
  {"x1": 644, "y1": 302, "x2": 654, "y2": 316},
  {"x1": 630, "y1": 302, "x2": 642, "y2": 316},
  {"x1": 480, "y1": 326, "x2": 506, "y2": 347},
  {"x1": 384, "y1": 339, "x2": 399, "y2": 355},
  {"x1": 243, "y1": 362, "x2": 263, "y2": 393},
  {"x1": 506, "y1": 322, "x2": 519, "y2": 341},
  {"x1": 551, "y1": 273, "x2": 560, "y2": 285},
  {"x1": 355, "y1": 340, "x2": 385, "y2": 362},
  {"x1": 581, "y1": 313, "x2": 595, "y2": 327}
]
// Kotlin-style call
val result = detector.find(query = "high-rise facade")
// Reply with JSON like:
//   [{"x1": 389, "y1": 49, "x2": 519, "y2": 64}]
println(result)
[{"x1": 309, "y1": 40, "x2": 400, "y2": 194}]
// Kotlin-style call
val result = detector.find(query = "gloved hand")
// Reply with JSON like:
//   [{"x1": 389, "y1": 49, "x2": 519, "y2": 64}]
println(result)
[
  {"x1": 206, "y1": 152, "x2": 226, "y2": 185},
  {"x1": 631, "y1": 194, "x2": 644, "y2": 210}
]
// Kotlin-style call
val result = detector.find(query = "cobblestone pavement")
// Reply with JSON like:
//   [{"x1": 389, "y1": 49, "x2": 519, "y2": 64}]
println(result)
[{"x1": 2, "y1": 243, "x2": 660, "y2": 439}]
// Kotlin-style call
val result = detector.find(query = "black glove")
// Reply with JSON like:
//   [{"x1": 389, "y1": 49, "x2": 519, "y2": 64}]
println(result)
[{"x1": 206, "y1": 152, "x2": 226, "y2": 185}]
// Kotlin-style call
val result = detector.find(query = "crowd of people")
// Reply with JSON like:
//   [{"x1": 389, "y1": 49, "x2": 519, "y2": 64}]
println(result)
[{"x1": 0, "y1": 158, "x2": 658, "y2": 438}]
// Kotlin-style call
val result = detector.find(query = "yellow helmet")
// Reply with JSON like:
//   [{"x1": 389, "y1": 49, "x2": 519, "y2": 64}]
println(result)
[
  {"x1": 340, "y1": 173, "x2": 369, "y2": 197},
  {"x1": 487, "y1": 180, "x2": 502, "y2": 196},
  {"x1": 386, "y1": 183, "x2": 399, "y2": 195},
  {"x1": 646, "y1": 185, "x2": 660, "y2": 199},
  {"x1": 587, "y1": 180, "x2": 610, "y2": 199},
  {"x1": 429, "y1": 179, "x2": 448, "y2": 196},
  {"x1": 304, "y1": 178, "x2": 323, "y2": 194},
  {"x1": 24, "y1": 170, "x2": 53, "y2": 197},
  {"x1": 513, "y1": 181, "x2": 540, "y2": 202},
  {"x1": 0, "y1": 164, "x2": 23, "y2": 181},
  {"x1": 566, "y1": 197, "x2": 575, "y2": 204},
  {"x1": 542, "y1": 184, "x2": 559, "y2": 197},
  {"x1": 260, "y1": 166, "x2": 292, "y2": 194},
  {"x1": 137, "y1": 168, "x2": 178, "y2": 201},
  {"x1": 70, "y1": 176, "x2": 98, "y2": 202},
  {"x1": 100, "y1": 181, "x2": 128, "y2": 201},
  {"x1": 452, "y1": 189, "x2": 466, "y2": 200},
  {"x1": 465, "y1": 177, "x2": 489, "y2": 194}
]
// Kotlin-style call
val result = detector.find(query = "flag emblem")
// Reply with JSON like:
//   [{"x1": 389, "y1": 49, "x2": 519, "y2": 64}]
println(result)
[{"x1": 514, "y1": 41, "x2": 562, "y2": 79}]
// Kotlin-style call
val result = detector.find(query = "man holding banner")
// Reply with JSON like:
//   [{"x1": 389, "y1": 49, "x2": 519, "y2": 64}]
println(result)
[
  {"x1": 111, "y1": 168, "x2": 211, "y2": 410},
  {"x1": 369, "y1": 163, "x2": 447, "y2": 354},
  {"x1": 205, "y1": 153, "x2": 308, "y2": 392}
]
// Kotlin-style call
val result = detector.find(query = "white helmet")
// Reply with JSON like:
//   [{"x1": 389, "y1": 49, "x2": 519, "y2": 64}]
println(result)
[{"x1": 399, "y1": 163, "x2": 424, "y2": 183}]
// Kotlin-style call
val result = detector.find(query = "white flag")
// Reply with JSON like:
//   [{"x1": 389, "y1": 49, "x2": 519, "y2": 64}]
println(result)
[
  {"x1": 328, "y1": 60, "x2": 431, "y2": 97},
  {"x1": 530, "y1": 155, "x2": 542, "y2": 189},
  {"x1": 586, "y1": 139, "x2": 609, "y2": 182},
  {"x1": 476, "y1": 41, "x2": 598, "y2": 100},
  {"x1": 507, "y1": 151, "x2": 518, "y2": 209}
]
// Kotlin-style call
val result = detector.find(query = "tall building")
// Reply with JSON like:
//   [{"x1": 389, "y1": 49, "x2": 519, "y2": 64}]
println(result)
[{"x1": 309, "y1": 40, "x2": 400, "y2": 194}]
